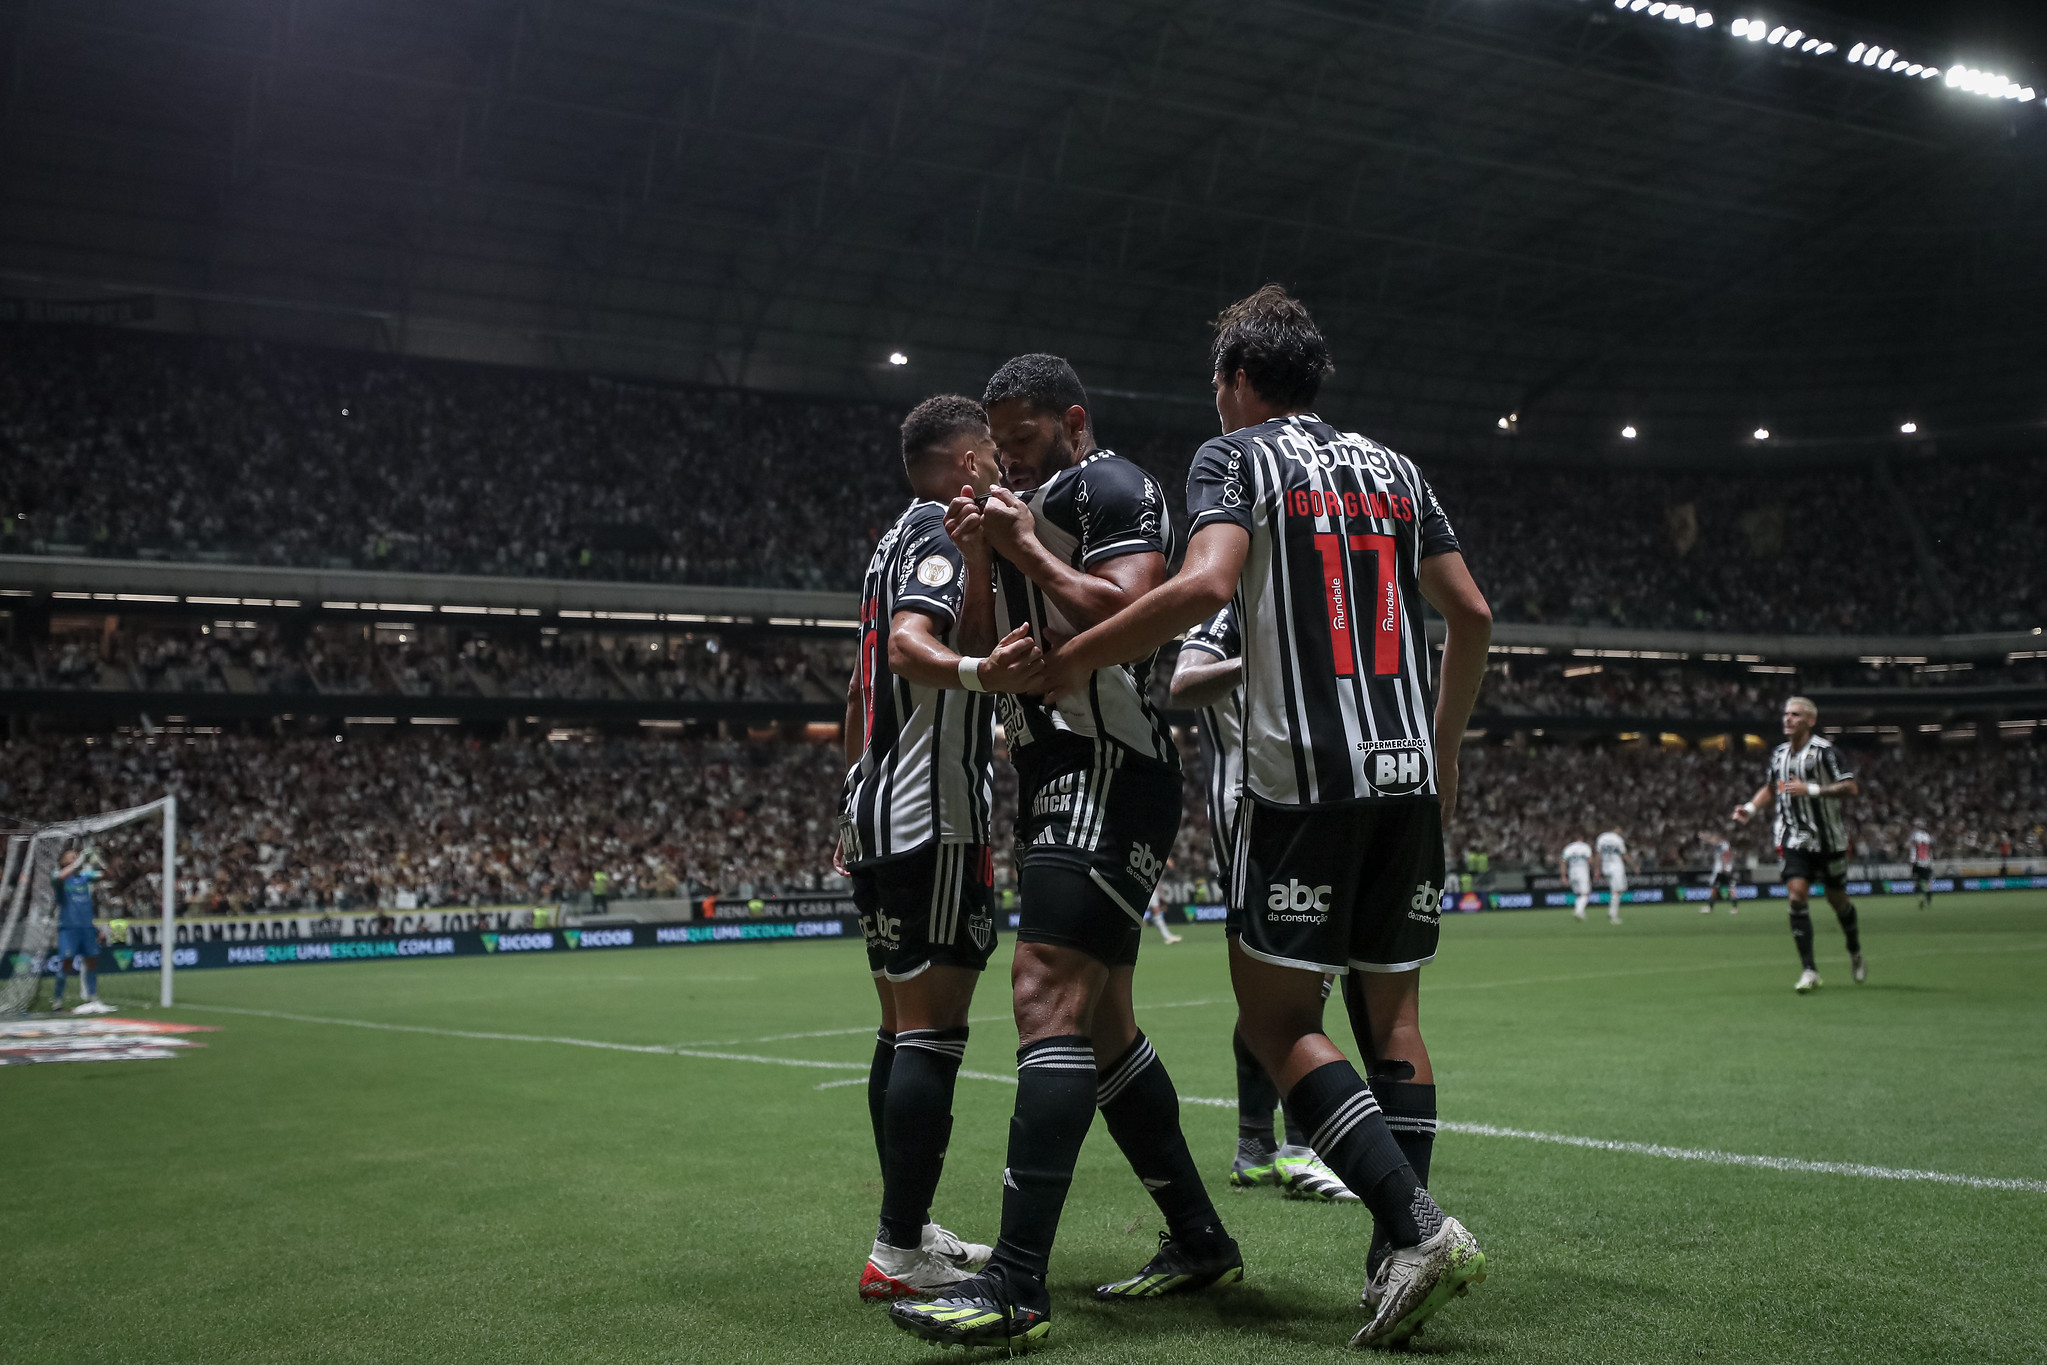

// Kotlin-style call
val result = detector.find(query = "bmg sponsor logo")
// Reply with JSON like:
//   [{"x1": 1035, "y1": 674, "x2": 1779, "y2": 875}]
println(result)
[{"x1": 1266, "y1": 879, "x2": 1332, "y2": 923}]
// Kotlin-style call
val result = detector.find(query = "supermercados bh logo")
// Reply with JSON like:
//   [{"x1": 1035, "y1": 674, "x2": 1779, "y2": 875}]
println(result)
[
  {"x1": 563, "y1": 928, "x2": 634, "y2": 950},
  {"x1": 1360, "y1": 740, "x2": 1429, "y2": 795},
  {"x1": 482, "y1": 932, "x2": 556, "y2": 953},
  {"x1": 1266, "y1": 880, "x2": 1332, "y2": 923},
  {"x1": 1408, "y1": 881, "x2": 1441, "y2": 925}
]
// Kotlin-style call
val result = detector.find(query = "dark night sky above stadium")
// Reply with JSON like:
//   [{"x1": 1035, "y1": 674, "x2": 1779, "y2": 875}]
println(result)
[{"x1": 1807, "y1": 0, "x2": 2047, "y2": 71}]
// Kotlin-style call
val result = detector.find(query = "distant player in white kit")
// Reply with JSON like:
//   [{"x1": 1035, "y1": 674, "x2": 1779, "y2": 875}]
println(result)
[
  {"x1": 1594, "y1": 830, "x2": 1630, "y2": 924},
  {"x1": 1560, "y1": 840, "x2": 1593, "y2": 920},
  {"x1": 1909, "y1": 828, "x2": 1934, "y2": 909},
  {"x1": 1703, "y1": 835, "x2": 1738, "y2": 914}
]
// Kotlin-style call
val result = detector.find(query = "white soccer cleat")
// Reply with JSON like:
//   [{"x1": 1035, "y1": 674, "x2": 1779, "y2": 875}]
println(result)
[
  {"x1": 1276, "y1": 1146, "x2": 1360, "y2": 1203},
  {"x1": 1851, "y1": 953, "x2": 1867, "y2": 984},
  {"x1": 1352, "y1": 1216, "x2": 1486, "y2": 1349},
  {"x1": 71, "y1": 999, "x2": 117, "y2": 1015},
  {"x1": 861, "y1": 1238, "x2": 976, "y2": 1301},
  {"x1": 1795, "y1": 968, "x2": 1822, "y2": 994},
  {"x1": 1572, "y1": 906, "x2": 1586, "y2": 921},
  {"x1": 922, "y1": 1222, "x2": 992, "y2": 1273},
  {"x1": 1700, "y1": 904, "x2": 1713, "y2": 914}
]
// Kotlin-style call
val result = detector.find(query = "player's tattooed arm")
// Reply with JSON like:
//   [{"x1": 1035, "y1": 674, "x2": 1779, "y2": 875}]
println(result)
[
  {"x1": 888, "y1": 611, "x2": 1045, "y2": 693},
  {"x1": 979, "y1": 488, "x2": 1163, "y2": 631},
  {"x1": 1419, "y1": 551, "x2": 1492, "y2": 827}
]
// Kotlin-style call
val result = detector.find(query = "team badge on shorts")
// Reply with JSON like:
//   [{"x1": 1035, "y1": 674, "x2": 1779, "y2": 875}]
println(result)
[
  {"x1": 916, "y1": 555, "x2": 955, "y2": 587},
  {"x1": 966, "y1": 909, "x2": 993, "y2": 951}
]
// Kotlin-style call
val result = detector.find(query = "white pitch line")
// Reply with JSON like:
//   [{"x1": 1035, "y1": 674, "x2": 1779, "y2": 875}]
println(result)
[{"x1": 135, "y1": 999, "x2": 2038, "y2": 1192}]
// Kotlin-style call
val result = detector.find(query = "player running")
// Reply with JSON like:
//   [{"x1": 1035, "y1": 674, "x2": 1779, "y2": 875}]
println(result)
[
  {"x1": 1704, "y1": 834, "x2": 1738, "y2": 913},
  {"x1": 1595, "y1": 829, "x2": 1631, "y2": 924},
  {"x1": 1733, "y1": 696, "x2": 1866, "y2": 992},
  {"x1": 49, "y1": 846, "x2": 111, "y2": 1013},
  {"x1": 889, "y1": 356, "x2": 1240, "y2": 1351},
  {"x1": 1174, "y1": 606, "x2": 1354, "y2": 1204},
  {"x1": 841, "y1": 395, "x2": 1047, "y2": 1301},
  {"x1": 1909, "y1": 827, "x2": 1934, "y2": 908},
  {"x1": 1560, "y1": 839, "x2": 1593, "y2": 920},
  {"x1": 1032, "y1": 286, "x2": 1490, "y2": 1348}
]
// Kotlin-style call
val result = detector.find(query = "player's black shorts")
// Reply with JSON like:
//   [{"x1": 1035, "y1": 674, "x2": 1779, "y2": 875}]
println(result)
[
  {"x1": 1911, "y1": 862, "x2": 1932, "y2": 886},
  {"x1": 1711, "y1": 870, "x2": 1734, "y2": 891},
  {"x1": 1012, "y1": 736, "x2": 1180, "y2": 969},
  {"x1": 851, "y1": 842, "x2": 997, "y2": 982},
  {"x1": 1230, "y1": 795, "x2": 1445, "y2": 975},
  {"x1": 1780, "y1": 848, "x2": 1847, "y2": 889}
]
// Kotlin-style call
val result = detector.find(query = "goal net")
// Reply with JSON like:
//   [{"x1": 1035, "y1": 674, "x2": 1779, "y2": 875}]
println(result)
[{"x1": 0, "y1": 796, "x2": 177, "y2": 1015}]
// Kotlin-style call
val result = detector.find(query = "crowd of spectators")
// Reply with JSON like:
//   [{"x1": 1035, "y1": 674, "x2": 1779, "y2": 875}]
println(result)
[{"x1": 3, "y1": 323, "x2": 2040, "y2": 634}]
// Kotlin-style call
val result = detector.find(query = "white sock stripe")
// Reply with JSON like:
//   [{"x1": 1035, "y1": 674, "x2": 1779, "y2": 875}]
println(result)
[
  {"x1": 1094, "y1": 1039, "x2": 1159, "y2": 1107},
  {"x1": 1383, "y1": 1117, "x2": 1439, "y2": 1133},
  {"x1": 1310, "y1": 1089, "x2": 1384, "y2": 1155}
]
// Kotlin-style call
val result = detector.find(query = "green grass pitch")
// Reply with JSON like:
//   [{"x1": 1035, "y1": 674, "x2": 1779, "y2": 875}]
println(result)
[{"x1": 4, "y1": 893, "x2": 2044, "y2": 1363}]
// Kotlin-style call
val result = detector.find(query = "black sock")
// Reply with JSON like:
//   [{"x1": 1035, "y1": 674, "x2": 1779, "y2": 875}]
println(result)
[
  {"x1": 1233, "y1": 1028, "x2": 1279, "y2": 1149},
  {"x1": 1097, "y1": 1033, "x2": 1227, "y2": 1246},
  {"x1": 867, "y1": 1029, "x2": 896, "y2": 1175},
  {"x1": 878, "y1": 1027, "x2": 968, "y2": 1249},
  {"x1": 1789, "y1": 906, "x2": 1817, "y2": 971},
  {"x1": 1281, "y1": 1100, "x2": 1309, "y2": 1149},
  {"x1": 1367, "y1": 1061, "x2": 1438, "y2": 1274},
  {"x1": 1288, "y1": 1058, "x2": 1442, "y2": 1248},
  {"x1": 1834, "y1": 901, "x2": 1862, "y2": 954},
  {"x1": 988, "y1": 1035, "x2": 1098, "y2": 1285}
]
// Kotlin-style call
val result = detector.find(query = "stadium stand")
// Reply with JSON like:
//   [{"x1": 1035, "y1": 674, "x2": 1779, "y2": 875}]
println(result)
[{"x1": 5, "y1": 324, "x2": 2043, "y2": 633}]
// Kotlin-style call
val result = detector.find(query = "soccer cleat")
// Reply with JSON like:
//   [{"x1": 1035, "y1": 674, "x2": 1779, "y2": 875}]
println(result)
[
  {"x1": 71, "y1": 999, "x2": 117, "y2": 1015},
  {"x1": 1851, "y1": 953, "x2": 1867, "y2": 984},
  {"x1": 1795, "y1": 968, "x2": 1822, "y2": 994},
  {"x1": 887, "y1": 1269, "x2": 1049, "y2": 1350},
  {"x1": 1094, "y1": 1229, "x2": 1244, "y2": 1300},
  {"x1": 1352, "y1": 1216, "x2": 1486, "y2": 1350},
  {"x1": 1230, "y1": 1140, "x2": 1280, "y2": 1188},
  {"x1": 921, "y1": 1222, "x2": 991, "y2": 1273},
  {"x1": 1572, "y1": 906, "x2": 1586, "y2": 921},
  {"x1": 861, "y1": 1239, "x2": 974, "y2": 1301},
  {"x1": 1276, "y1": 1146, "x2": 1360, "y2": 1203},
  {"x1": 1701, "y1": 904, "x2": 1713, "y2": 914},
  {"x1": 1163, "y1": 931, "x2": 1184, "y2": 944}
]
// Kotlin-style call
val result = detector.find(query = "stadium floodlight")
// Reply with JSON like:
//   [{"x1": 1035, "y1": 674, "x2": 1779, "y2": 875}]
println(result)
[
  {"x1": 887, "y1": 351, "x2": 909, "y2": 366},
  {"x1": 1696, "y1": 12, "x2": 1714, "y2": 27},
  {"x1": 1849, "y1": 43, "x2": 1865, "y2": 61},
  {"x1": 1816, "y1": 42, "x2": 1834, "y2": 54},
  {"x1": 1900, "y1": 421, "x2": 1918, "y2": 433},
  {"x1": 1621, "y1": 424, "x2": 1639, "y2": 439},
  {"x1": 1753, "y1": 427, "x2": 1771, "y2": 440},
  {"x1": 1768, "y1": 26, "x2": 1786, "y2": 43}
]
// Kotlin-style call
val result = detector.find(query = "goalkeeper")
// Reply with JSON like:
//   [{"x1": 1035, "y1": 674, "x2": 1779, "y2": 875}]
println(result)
[{"x1": 50, "y1": 846, "x2": 110, "y2": 1014}]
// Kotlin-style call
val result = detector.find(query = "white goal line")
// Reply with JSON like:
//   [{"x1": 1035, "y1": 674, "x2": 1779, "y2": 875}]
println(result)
[{"x1": 137, "y1": 1000, "x2": 2047, "y2": 1195}]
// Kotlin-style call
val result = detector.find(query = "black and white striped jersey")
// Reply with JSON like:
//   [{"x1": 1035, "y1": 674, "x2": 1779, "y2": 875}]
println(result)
[
  {"x1": 1178, "y1": 603, "x2": 1246, "y2": 870},
  {"x1": 841, "y1": 499, "x2": 994, "y2": 867},
  {"x1": 992, "y1": 449, "x2": 1179, "y2": 766},
  {"x1": 1184, "y1": 414, "x2": 1461, "y2": 808},
  {"x1": 1766, "y1": 737, "x2": 1853, "y2": 853}
]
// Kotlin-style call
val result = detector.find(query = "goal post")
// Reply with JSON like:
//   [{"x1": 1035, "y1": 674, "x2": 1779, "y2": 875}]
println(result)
[{"x1": 0, "y1": 795, "x2": 178, "y2": 1015}]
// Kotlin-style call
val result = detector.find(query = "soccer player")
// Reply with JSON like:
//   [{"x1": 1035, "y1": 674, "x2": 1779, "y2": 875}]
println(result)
[
  {"x1": 1704, "y1": 834, "x2": 1738, "y2": 913},
  {"x1": 888, "y1": 356, "x2": 1241, "y2": 1351},
  {"x1": 1733, "y1": 696, "x2": 1866, "y2": 993},
  {"x1": 1175, "y1": 606, "x2": 1353, "y2": 1203},
  {"x1": 1909, "y1": 826, "x2": 1934, "y2": 908},
  {"x1": 1029, "y1": 286, "x2": 1490, "y2": 1348},
  {"x1": 1141, "y1": 880, "x2": 1183, "y2": 944},
  {"x1": 1559, "y1": 838, "x2": 1593, "y2": 920},
  {"x1": 49, "y1": 846, "x2": 109, "y2": 1013},
  {"x1": 842, "y1": 394, "x2": 1048, "y2": 1300},
  {"x1": 1595, "y1": 829, "x2": 1631, "y2": 924}
]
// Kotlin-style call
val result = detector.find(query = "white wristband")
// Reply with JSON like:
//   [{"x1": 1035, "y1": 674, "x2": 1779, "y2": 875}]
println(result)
[
  {"x1": 1806, "y1": 784, "x2": 1824, "y2": 799},
  {"x1": 1741, "y1": 802, "x2": 1757, "y2": 816},
  {"x1": 957, "y1": 656, "x2": 986, "y2": 691}
]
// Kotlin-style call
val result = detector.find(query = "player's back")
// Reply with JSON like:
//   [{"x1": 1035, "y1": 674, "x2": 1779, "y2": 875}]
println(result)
[
  {"x1": 1596, "y1": 831, "x2": 1626, "y2": 862},
  {"x1": 1184, "y1": 413, "x2": 1459, "y2": 808},
  {"x1": 1561, "y1": 840, "x2": 1591, "y2": 869}
]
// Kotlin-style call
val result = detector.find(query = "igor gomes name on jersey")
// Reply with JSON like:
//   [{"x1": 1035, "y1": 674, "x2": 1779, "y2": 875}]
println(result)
[{"x1": 1186, "y1": 414, "x2": 1461, "y2": 809}]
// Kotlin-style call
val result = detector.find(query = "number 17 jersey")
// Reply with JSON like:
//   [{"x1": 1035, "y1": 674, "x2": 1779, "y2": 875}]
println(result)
[{"x1": 1184, "y1": 413, "x2": 1461, "y2": 809}]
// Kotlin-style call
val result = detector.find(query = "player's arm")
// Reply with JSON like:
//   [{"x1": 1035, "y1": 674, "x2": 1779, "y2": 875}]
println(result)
[
  {"x1": 841, "y1": 660, "x2": 862, "y2": 769},
  {"x1": 1169, "y1": 644, "x2": 1242, "y2": 711},
  {"x1": 1732, "y1": 781, "x2": 1774, "y2": 824},
  {"x1": 945, "y1": 487, "x2": 999, "y2": 657},
  {"x1": 888, "y1": 610, "x2": 1045, "y2": 693},
  {"x1": 1792, "y1": 751, "x2": 1857, "y2": 800},
  {"x1": 981, "y1": 486, "x2": 1164, "y2": 632},
  {"x1": 1045, "y1": 522, "x2": 1251, "y2": 698},
  {"x1": 1418, "y1": 551, "x2": 1492, "y2": 826}
]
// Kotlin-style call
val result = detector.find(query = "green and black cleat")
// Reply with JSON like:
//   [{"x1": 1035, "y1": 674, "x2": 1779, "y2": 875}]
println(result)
[
  {"x1": 1095, "y1": 1229, "x2": 1244, "y2": 1300},
  {"x1": 887, "y1": 1269, "x2": 1050, "y2": 1351},
  {"x1": 1229, "y1": 1139, "x2": 1280, "y2": 1188}
]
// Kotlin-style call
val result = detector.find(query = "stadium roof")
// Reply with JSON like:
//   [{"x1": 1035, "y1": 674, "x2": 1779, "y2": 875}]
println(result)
[{"x1": 3, "y1": 0, "x2": 2044, "y2": 464}]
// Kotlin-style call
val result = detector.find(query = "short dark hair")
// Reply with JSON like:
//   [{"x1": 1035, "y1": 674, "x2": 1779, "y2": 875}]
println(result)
[
  {"x1": 900, "y1": 394, "x2": 989, "y2": 470},
  {"x1": 982, "y1": 353, "x2": 1089, "y2": 427},
  {"x1": 1211, "y1": 283, "x2": 1334, "y2": 408}
]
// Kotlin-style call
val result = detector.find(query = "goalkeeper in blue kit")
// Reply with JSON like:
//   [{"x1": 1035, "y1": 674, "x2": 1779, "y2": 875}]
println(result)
[{"x1": 50, "y1": 846, "x2": 111, "y2": 1013}]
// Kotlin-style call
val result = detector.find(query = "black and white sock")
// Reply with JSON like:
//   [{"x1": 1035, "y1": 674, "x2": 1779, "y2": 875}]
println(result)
[
  {"x1": 1834, "y1": 900, "x2": 1862, "y2": 955},
  {"x1": 867, "y1": 1028, "x2": 896, "y2": 1175},
  {"x1": 1789, "y1": 905, "x2": 1817, "y2": 970},
  {"x1": 1233, "y1": 1028, "x2": 1279, "y2": 1155},
  {"x1": 987, "y1": 1035, "x2": 1098, "y2": 1285},
  {"x1": 1366, "y1": 1061, "x2": 1438, "y2": 1274},
  {"x1": 1288, "y1": 1059, "x2": 1443, "y2": 1249},
  {"x1": 1280, "y1": 1100, "x2": 1310, "y2": 1151},
  {"x1": 878, "y1": 1027, "x2": 968, "y2": 1250},
  {"x1": 1098, "y1": 1033, "x2": 1228, "y2": 1246}
]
